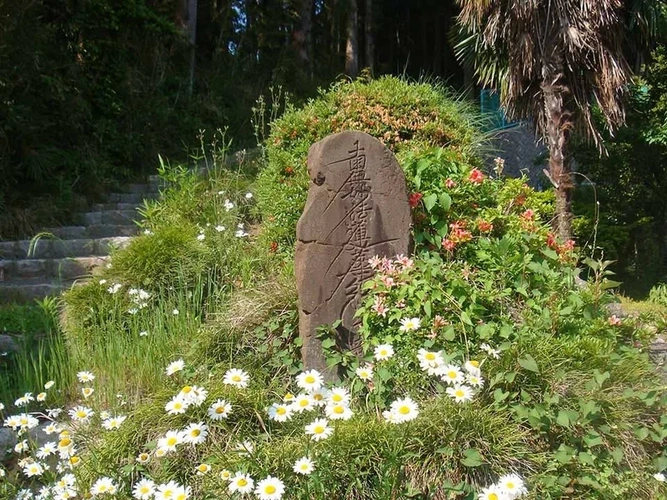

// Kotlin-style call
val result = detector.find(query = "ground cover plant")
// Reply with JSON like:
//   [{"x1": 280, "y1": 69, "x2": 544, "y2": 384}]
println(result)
[{"x1": 0, "y1": 79, "x2": 666, "y2": 500}]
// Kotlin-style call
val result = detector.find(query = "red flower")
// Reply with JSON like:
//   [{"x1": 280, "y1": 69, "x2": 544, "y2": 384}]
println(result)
[
  {"x1": 284, "y1": 166, "x2": 294, "y2": 175},
  {"x1": 562, "y1": 240, "x2": 575, "y2": 252},
  {"x1": 468, "y1": 168, "x2": 485, "y2": 184},
  {"x1": 445, "y1": 178, "x2": 457, "y2": 189},
  {"x1": 442, "y1": 239, "x2": 456, "y2": 251},
  {"x1": 521, "y1": 209, "x2": 535, "y2": 221},
  {"x1": 515, "y1": 194, "x2": 527, "y2": 206},
  {"x1": 269, "y1": 241, "x2": 278, "y2": 253},
  {"x1": 478, "y1": 220, "x2": 493, "y2": 232},
  {"x1": 547, "y1": 233, "x2": 558, "y2": 249},
  {"x1": 408, "y1": 192, "x2": 423, "y2": 208}
]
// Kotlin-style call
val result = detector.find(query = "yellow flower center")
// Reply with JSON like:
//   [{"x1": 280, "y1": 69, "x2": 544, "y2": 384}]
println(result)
[
  {"x1": 59, "y1": 438, "x2": 72, "y2": 447},
  {"x1": 167, "y1": 437, "x2": 177, "y2": 446},
  {"x1": 469, "y1": 360, "x2": 479, "y2": 367},
  {"x1": 277, "y1": 407, "x2": 286, "y2": 415},
  {"x1": 70, "y1": 456, "x2": 80, "y2": 465},
  {"x1": 489, "y1": 494, "x2": 498, "y2": 500},
  {"x1": 380, "y1": 349, "x2": 387, "y2": 356},
  {"x1": 215, "y1": 406, "x2": 225, "y2": 414},
  {"x1": 140, "y1": 486, "x2": 150, "y2": 494},
  {"x1": 198, "y1": 465, "x2": 208, "y2": 472},
  {"x1": 164, "y1": 491, "x2": 174, "y2": 499},
  {"x1": 238, "y1": 479, "x2": 248, "y2": 487},
  {"x1": 99, "y1": 486, "x2": 108, "y2": 492},
  {"x1": 399, "y1": 405, "x2": 410, "y2": 415},
  {"x1": 332, "y1": 394, "x2": 342, "y2": 402},
  {"x1": 191, "y1": 429, "x2": 201, "y2": 437},
  {"x1": 176, "y1": 495, "x2": 186, "y2": 500},
  {"x1": 313, "y1": 393, "x2": 323, "y2": 401},
  {"x1": 182, "y1": 386, "x2": 192, "y2": 393},
  {"x1": 425, "y1": 352, "x2": 435, "y2": 361},
  {"x1": 232, "y1": 375, "x2": 242, "y2": 382},
  {"x1": 300, "y1": 464, "x2": 309, "y2": 470},
  {"x1": 448, "y1": 371, "x2": 457, "y2": 379},
  {"x1": 76, "y1": 411, "x2": 86, "y2": 418},
  {"x1": 305, "y1": 375, "x2": 315, "y2": 384},
  {"x1": 299, "y1": 399, "x2": 309, "y2": 407},
  {"x1": 314, "y1": 425, "x2": 325, "y2": 434},
  {"x1": 333, "y1": 406, "x2": 344, "y2": 414},
  {"x1": 507, "y1": 482, "x2": 515, "y2": 489},
  {"x1": 265, "y1": 485, "x2": 276, "y2": 494},
  {"x1": 455, "y1": 390, "x2": 464, "y2": 398}
]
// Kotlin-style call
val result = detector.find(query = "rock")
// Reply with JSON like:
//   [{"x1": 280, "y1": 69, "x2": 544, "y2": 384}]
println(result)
[
  {"x1": 0, "y1": 334, "x2": 18, "y2": 354},
  {"x1": 0, "y1": 428, "x2": 17, "y2": 458},
  {"x1": 295, "y1": 131, "x2": 411, "y2": 378}
]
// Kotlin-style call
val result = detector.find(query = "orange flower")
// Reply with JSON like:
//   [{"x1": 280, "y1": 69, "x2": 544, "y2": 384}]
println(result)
[{"x1": 468, "y1": 169, "x2": 485, "y2": 184}]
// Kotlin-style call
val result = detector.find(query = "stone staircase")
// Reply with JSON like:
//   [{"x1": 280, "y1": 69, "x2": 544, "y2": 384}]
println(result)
[{"x1": 0, "y1": 176, "x2": 162, "y2": 302}]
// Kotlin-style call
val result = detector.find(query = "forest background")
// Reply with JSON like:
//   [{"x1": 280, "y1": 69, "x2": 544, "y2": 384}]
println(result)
[{"x1": 0, "y1": 0, "x2": 666, "y2": 296}]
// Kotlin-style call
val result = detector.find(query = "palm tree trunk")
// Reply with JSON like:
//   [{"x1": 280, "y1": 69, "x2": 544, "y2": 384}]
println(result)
[{"x1": 542, "y1": 65, "x2": 573, "y2": 240}]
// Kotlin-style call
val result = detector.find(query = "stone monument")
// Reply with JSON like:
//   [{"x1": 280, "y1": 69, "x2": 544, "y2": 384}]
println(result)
[{"x1": 295, "y1": 131, "x2": 411, "y2": 377}]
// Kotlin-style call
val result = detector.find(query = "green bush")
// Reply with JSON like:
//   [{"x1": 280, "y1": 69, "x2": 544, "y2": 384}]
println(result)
[{"x1": 255, "y1": 76, "x2": 485, "y2": 246}]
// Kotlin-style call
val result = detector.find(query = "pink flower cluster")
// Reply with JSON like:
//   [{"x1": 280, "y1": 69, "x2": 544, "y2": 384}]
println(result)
[{"x1": 367, "y1": 255, "x2": 415, "y2": 317}]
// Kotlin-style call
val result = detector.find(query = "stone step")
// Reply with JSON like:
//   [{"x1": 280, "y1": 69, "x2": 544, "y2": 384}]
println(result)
[
  {"x1": 0, "y1": 278, "x2": 70, "y2": 303},
  {"x1": 90, "y1": 202, "x2": 141, "y2": 212},
  {"x1": 42, "y1": 224, "x2": 139, "y2": 240},
  {"x1": 107, "y1": 192, "x2": 159, "y2": 204},
  {"x1": 76, "y1": 210, "x2": 139, "y2": 226},
  {"x1": 0, "y1": 236, "x2": 132, "y2": 260},
  {"x1": 0, "y1": 256, "x2": 109, "y2": 281}
]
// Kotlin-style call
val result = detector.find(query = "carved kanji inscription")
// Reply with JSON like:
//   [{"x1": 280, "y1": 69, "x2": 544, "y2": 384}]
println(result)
[{"x1": 295, "y1": 131, "x2": 411, "y2": 377}]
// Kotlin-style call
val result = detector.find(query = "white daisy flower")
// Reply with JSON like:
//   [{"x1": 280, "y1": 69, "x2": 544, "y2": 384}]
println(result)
[
  {"x1": 478, "y1": 484, "x2": 507, "y2": 500},
  {"x1": 399, "y1": 317, "x2": 421, "y2": 331},
  {"x1": 305, "y1": 418, "x2": 333, "y2": 441},
  {"x1": 498, "y1": 473, "x2": 527, "y2": 498},
  {"x1": 467, "y1": 373, "x2": 485, "y2": 388},
  {"x1": 102, "y1": 415, "x2": 127, "y2": 430},
  {"x1": 293, "y1": 456, "x2": 315, "y2": 475},
  {"x1": 139, "y1": 330, "x2": 149, "y2": 336},
  {"x1": 77, "y1": 371, "x2": 95, "y2": 383},
  {"x1": 36, "y1": 392, "x2": 47, "y2": 402},
  {"x1": 223, "y1": 368, "x2": 250, "y2": 388},
  {"x1": 197, "y1": 233, "x2": 206, "y2": 241},
  {"x1": 15, "y1": 393, "x2": 34, "y2": 406},
  {"x1": 389, "y1": 396, "x2": 419, "y2": 423},
  {"x1": 325, "y1": 403, "x2": 353, "y2": 420},
  {"x1": 90, "y1": 477, "x2": 118, "y2": 496},
  {"x1": 254, "y1": 476, "x2": 285, "y2": 500},
  {"x1": 136, "y1": 452, "x2": 150, "y2": 464},
  {"x1": 268, "y1": 402, "x2": 294, "y2": 422},
  {"x1": 81, "y1": 387, "x2": 95, "y2": 399},
  {"x1": 157, "y1": 430, "x2": 183, "y2": 452},
  {"x1": 23, "y1": 462, "x2": 45, "y2": 477},
  {"x1": 14, "y1": 440, "x2": 28, "y2": 453},
  {"x1": 229, "y1": 472, "x2": 254, "y2": 494},
  {"x1": 446, "y1": 384, "x2": 474, "y2": 403},
  {"x1": 220, "y1": 469, "x2": 233, "y2": 481},
  {"x1": 155, "y1": 481, "x2": 187, "y2": 500},
  {"x1": 44, "y1": 380, "x2": 55, "y2": 389},
  {"x1": 309, "y1": 387, "x2": 330, "y2": 406},
  {"x1": 172, "y1": 308, "x2": 179, "y2": 315},
  {"x1": 57, "y1": 437, "x2": 74, "y2": 458},
  {"x1": 291, "y1": 393, "x2": 315, "y2": 413},
  {"x1": 655, "y1": 472, "x2": 666, "y2": 482},
  {"x1": 224, "y1": 199, "x2": 234, "y2": 211},
  {"x1": 355, "y1": 364, "x2": 374, "y2": 381},
  {"x1": 195, "y1": 463, "x2": 212, "y2": 475},
  {"x1": 208, "y1": 399, "x2": 232, "y2": 420},
  {"x1": 43, "y1": 423, "x2": 60, "y2": 435},
  {"x1": 374, "y1": 344, "x2": 395, "y2": 361},
  {"x1": 36, "y1": 442, "x2": 57, "y2": 459},
  {"x1": 165, "y1": 396, "x2": 189, "y2": 415},
  {"x1": 295, "y1": 369, "x2": 324, "y2": 392},
  {"x1": 133, "y1": 478, "x2": 156, "y2": 499},
  {"x1": 166, "y1": 359, "x2": 185, "y2": 376},
  {"x1": 215, "y1": 225, "x2": 226, "y2": 232},
  {"x1": 327, "y1": 387, "x2": 351, "y2": 406},
  {"x1": 417, "y1": 348, "x2": 445, "y2": 375},
  {"x1": 69, "y1": 405, "x2": 94, "y2": 423},
  {"x1": 440, "y1": 364, "x2": 465, "y2": 385},
  {"x1": 182, "y1": 422, "x2": 208, "y2": 445},
  {"x1": 99, "y1": 410, "x2": 111, "y2": 420},
  {"x1": 464, "y1": 359, "x2": 482, "y2": 376},
  {"x1": 245, "y1": 192, "x2": 253, "y2": 199},
  {"x1": 154, "y1": 447, "x2": 167, "y2": 458}
]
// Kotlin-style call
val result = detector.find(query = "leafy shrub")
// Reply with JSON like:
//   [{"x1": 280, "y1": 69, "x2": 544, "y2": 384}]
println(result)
[
  {"x1": 255, "y1": 76, "x2": 485, "y2": 246},
  {"x1": 648, "y1": 283, "x2": 667, "y2": 307}
]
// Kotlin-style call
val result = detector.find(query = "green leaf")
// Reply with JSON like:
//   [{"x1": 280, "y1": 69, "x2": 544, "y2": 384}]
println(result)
[
  {"x1": 423, "y1": 301, "x2": 431, "y2": 318},
  {"x1": 556, "y1": 411, "x2": 571, "y2": 428},
  {"x1": 442, "y1": 326, "x2": 456, "y2": 341},
  {"x1": 610, "y1": 447, "x2": 624, "y2": 464},
  {"x1": 634, "y1": 427, "x2": 650, "y2": 440},
  {"x1": 423, "y1": 193, "x2": 437, "y2": 212},
  {"x1": 578, "y1": 451, "x2": 596, "y2": 465},
  {"x1": 593, "y1": 370, "x2": 610, "y2": 388},
  {"x1": 518, "y1": 354, "x2": 540, "y2": 373},
  {"x1": 461, "y1": 448, "x2": 484, "y2": 467},
  {"x1": 438, "y1": 192, "x2": 452, "y2": 211},
  {"x1": 460, "y1": 311, "x2": 473, "y2": 326}
]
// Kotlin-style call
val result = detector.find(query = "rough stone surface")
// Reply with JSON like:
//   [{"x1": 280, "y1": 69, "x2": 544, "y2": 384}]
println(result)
[
  {"x1": 0, "y1": 428, "x2": 17, "y2": 457},
  {"x1": 295, "y1": 131, "x2": 411, "y2": 376},
  {"x1": 0, "y1": 334, "x2": 19, "y2": 353}
]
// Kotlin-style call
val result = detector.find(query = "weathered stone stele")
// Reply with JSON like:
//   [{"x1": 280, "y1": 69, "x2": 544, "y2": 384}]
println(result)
[{"x1": 295, "y1": 131, "x2": 411, "y2": 377}]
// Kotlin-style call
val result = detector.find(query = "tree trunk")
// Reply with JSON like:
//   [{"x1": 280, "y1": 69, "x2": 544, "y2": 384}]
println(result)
[
  {"x1": 186, "y1": 0, "x2": 198, "y2": 98},
  {"x1": 364, "y1": 0, "x2": 374, "y2": 75},
  {"x1": 293, "y1": 0, "x2": 313, "y2": 77},
  {"x1": 542, "y1": 65, "x2": 573, "y2": 241},
  {"x1": 345, "y1": 0, "x2": 358, "y2": 77}
]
